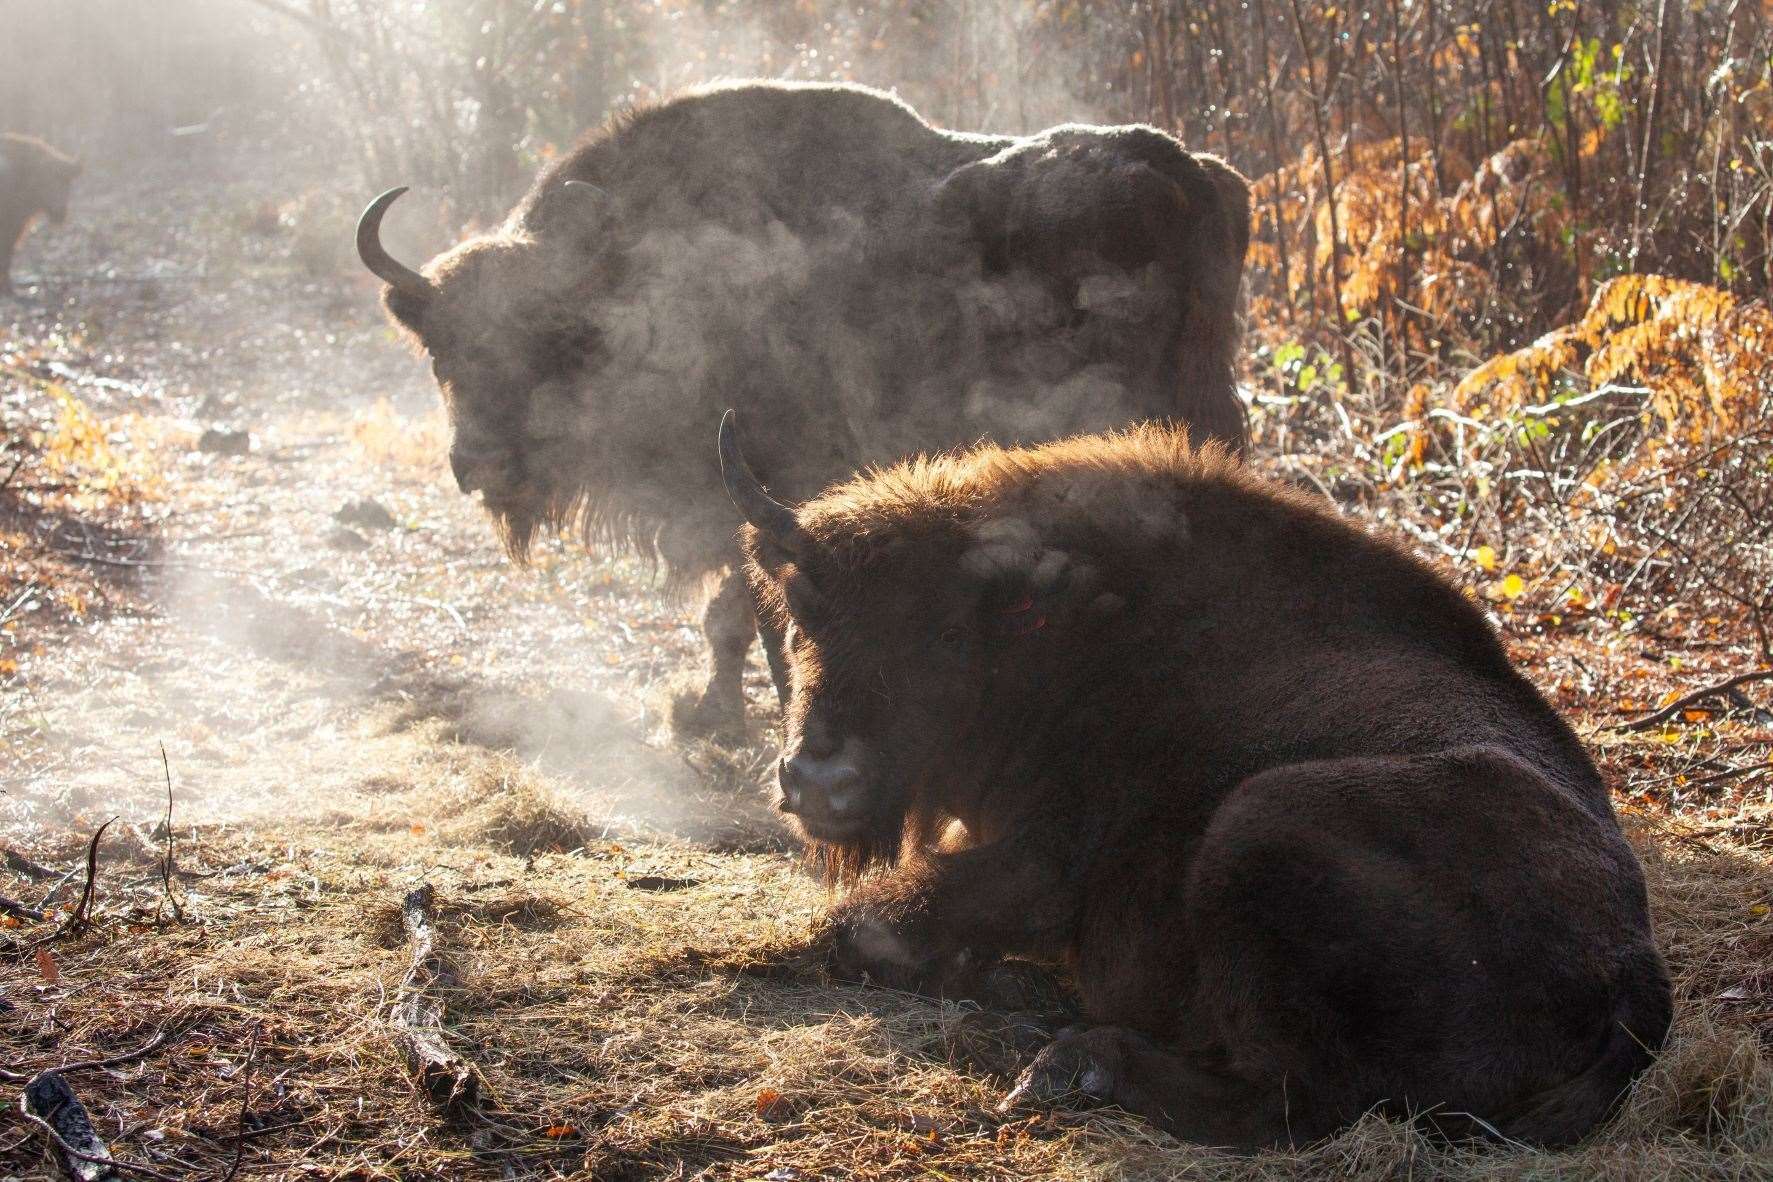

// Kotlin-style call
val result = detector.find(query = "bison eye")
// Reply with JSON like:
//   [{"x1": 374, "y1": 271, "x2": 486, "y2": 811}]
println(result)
[
  {"x1": 783, "y1": 572, "x2": 825, "y2": 623},
  {"x1": 939, "y1": 626, "x2": 969, "y2": 648}
]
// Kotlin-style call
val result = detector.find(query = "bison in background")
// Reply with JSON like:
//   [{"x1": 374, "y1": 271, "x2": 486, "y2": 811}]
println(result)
[
  {"x1": 720, "y1": 413, "x2": 1670, "y2": 1149},
  {"x1": 0, "y1": 133, "x2": 80, "y2": 296},
  {"x1": 357, "y1": 80, "x2": 1250, "y2": 740}
]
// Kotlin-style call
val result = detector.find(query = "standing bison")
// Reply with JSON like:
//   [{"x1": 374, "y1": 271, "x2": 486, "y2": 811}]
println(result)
[
  {"x1": 0, "y1": 133, "x2": 80, "y2": 296},
  {"x1": 357, "y1": 80, "x2": 1250, "y2": 739},
  {"x1": 720, "y1": 414, "x2": 1670, "y2": 1148}
]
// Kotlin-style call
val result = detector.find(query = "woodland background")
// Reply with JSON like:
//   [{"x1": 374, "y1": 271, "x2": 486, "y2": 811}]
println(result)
[
  {"x1": 1, "y1": 2, "x2": 1770, "y2": 1179},
  {"x1": 13, "y1": 0, "x2": 1766, "y2": 659}
]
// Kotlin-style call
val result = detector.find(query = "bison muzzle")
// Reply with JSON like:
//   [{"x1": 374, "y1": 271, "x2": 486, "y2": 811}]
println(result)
[{"x1": 722, "y1": 412, "x2": 1671, "y2": 1149}]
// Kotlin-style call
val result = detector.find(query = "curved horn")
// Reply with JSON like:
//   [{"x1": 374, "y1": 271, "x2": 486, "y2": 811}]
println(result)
[
  {"x1": 356, "y1": 187, "x2": 435, "y2": 301},
  {"x1": 719, "y1": 410, "x2": 803, "y2": 552}
]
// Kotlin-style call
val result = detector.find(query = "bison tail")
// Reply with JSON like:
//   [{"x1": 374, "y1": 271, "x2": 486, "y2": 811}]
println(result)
[{"x1": 1494, "y1": 948, "x2": 1673, "y2": 1148}]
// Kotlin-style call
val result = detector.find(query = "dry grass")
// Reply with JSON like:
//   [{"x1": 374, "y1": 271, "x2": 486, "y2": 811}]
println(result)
[
  {"x1": 4, "y1": 761, "x2": 1770, "y2": 1182},
  {"x1": 433, "y1": 755, "x2": 594, "y2": 857}
]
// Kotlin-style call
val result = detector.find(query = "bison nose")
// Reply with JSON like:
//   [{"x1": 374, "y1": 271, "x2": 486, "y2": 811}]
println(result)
[
  {"x1": 448, "y1": 443, "x2": 505, "y2": 494},
  {"x1": 778, "y1": 753, "x2": 863, "y2": 823}
]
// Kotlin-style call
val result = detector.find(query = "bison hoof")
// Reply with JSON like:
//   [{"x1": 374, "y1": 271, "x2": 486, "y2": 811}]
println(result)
[
  {"x1": 668, "y1": 685, "x2": 746, "y2": 745},
  {"x1": 829, "y1": 913, "x2": 1017, "y2": 1001},
  {"x1": 1000, "y1": 1027, "x2": 1123, "y2": 1115}
]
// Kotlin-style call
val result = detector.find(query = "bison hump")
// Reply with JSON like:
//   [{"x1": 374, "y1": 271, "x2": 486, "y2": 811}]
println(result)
[{"x1": 933, "y1": 125, "x2": 1227, "y2": 276}]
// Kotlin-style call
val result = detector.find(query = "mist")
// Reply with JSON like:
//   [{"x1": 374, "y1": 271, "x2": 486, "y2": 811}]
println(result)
[{"x1": 0, "y1": 0, "x2": 1232, "y2": 845}]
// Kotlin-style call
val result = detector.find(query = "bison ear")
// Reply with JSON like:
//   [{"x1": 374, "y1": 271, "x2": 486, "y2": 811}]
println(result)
[
  {"x1": 1193, "y1": 153, "x2": 1251, "y2": 267},
  {"x1": 384, "y1": 286, "x2": 429, "y2": 335},
  {"x1": 740, "y1": 525, "x2": 829, "y2": 617},
  {"x1": 546, "y1": 180, "x2": 612, "y2": 244},
  {"x1": 932, "y1": 158, "x2": 1012, "y2": 259}
]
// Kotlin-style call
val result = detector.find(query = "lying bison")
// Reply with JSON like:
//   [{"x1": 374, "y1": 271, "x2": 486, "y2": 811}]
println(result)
[
  {"x1": 357, "y1": 80, "x2": 1250, "y2": 739},
  {"x1": 0, "y1": 133, "x2": 80, "y2": 296},
  {"x1": 719, "y1": 413, "x2": 1671, "y2": 1148}
]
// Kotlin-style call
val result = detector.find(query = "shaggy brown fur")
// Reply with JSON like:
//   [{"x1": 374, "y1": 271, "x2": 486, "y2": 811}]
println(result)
[
  {"x1": 361, "y1": 80, "x2": 1251, "y2": 740},
  {"x1": 0, "y1": 133, "x2": 79, "y2": 295},
  {"x1": 731, "y1": 423, "x2": 1671, "y2": 1150}
]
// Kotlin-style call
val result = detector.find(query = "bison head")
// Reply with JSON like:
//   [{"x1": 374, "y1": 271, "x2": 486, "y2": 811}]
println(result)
[
  {"x1": 357, "y1": 186, "x2": 610, "y2": 560},
  {"x1": 721, "y1": 411, "x2": 1138, "y2": 875}
]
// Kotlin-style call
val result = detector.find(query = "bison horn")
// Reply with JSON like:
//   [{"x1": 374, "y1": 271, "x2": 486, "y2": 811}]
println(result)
[
  {"x1": 356, "y1": 187, "x2": 436, "y2": 301},
  {"x1": 719, "y1": 410, "x2": 804, "y2": 553}
]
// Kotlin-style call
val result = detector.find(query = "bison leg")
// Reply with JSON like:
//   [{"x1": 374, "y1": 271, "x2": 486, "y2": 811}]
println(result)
[
  {"x1": 1003, "y1": 1025, "x2": 1313, "y2": 1149},
  {"x1": 668, "y1": 566, "x2": 755, "y2": 743},
  {"x1": 0, "y1": 228, "x2": 16, "y2": 296},
  {"x1": 829, "y1": 832, "x2": 1078, "y2": 999}
]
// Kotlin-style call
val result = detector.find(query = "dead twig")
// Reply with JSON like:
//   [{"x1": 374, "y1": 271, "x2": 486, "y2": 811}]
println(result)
[
  {"x1": 1612, "y1": 670, "x2": 1773, "y2": 732},
  {"x1": 217, "y1": 1023, "x2": 261, "y2": 1182},
  {"x1": 0, "y1": 1028, "x2": 177, "y2": 1087},
  {"x1": 0, "y1": 452, "x2": 26, "y2": 494},
  {"x1": 36, "y1": 866, "x2": 80, "y2": 912},
  {"x1": 156, "y1": 746, "x2": 185, "y2": 923},
  {"x1": 2, "y1": 819, "x2": 115, "y2": 961},
  {"x1": 390, "y1": 884, "x2": 481, "y2": 1110},
  {"x1": 63, "y1": 820, "x2": 113, "y2": 937}
]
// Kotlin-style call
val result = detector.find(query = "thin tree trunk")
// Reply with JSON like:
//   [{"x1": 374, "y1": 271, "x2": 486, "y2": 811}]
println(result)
[
  {"x1": 1631, "y1": 0, "x2": 1672, "y2": 268},
  {"x1": 1286, "y1": 0, "x2": 1360, "y2": 391},
  {"x1": 1390, "y1": 0, "x2": 1413, "y2": 332}
]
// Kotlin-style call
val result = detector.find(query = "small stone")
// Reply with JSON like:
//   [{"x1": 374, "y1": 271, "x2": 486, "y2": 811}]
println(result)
[
  {"x1": 334, "y1": 498, "x2": 397, "y2": 530},
  {"x1": 326, "y1": 527, "x2": 369, "y2": 551},
  {"x1": 197, "y1": 427, "x2": 251, "y2": 456}
]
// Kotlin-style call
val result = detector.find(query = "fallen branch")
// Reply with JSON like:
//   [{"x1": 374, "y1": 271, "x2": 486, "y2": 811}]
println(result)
[
  {"x1": 390, "y1": 884, "x2": 480, "y2": 1110},
  {"x1": 1, "y1": 895, "x2": 45, "y2": 922},
  {"x1": 4, "y1": 847, "x2": 57, "y2": 880},
  {"x1": 1612, "y1": 670, "x2": 1773, "y2": 732},
  {"x1": 21, "y1": 1071, "x2": 121, "y2": 1181}
]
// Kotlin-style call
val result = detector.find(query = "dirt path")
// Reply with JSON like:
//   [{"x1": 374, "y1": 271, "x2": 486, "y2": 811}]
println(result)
[{"x1": 2, "y1": 142, "x2": 785, "y2": 852}]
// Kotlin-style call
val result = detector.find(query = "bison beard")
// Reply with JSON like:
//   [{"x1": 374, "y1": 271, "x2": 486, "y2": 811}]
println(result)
[
  {"x1": 357, "y1": 80, "x2": 1251, "y2": 740},
  {"x1": 727, "y1": 418, "x2": 1671, "y2": 1150},
  {"x1": 0, "y1": 133, "x2": 80, "y2": 296}
]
